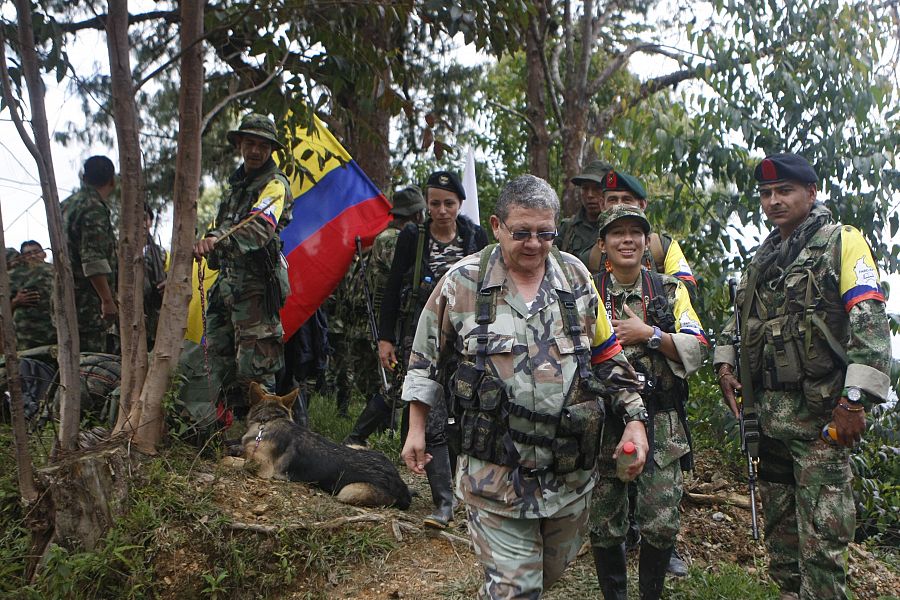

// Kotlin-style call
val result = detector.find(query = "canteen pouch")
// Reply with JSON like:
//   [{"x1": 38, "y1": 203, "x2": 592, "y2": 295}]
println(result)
[
  {"x1": 763, "y1": 316, "x2": 802, "y2": 388},
  {"x1": 558, "y1": 400, "x2": 604, "y2": 472}
]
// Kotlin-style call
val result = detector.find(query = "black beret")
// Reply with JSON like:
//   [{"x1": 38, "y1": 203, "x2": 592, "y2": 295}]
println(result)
[
  {"x1": 425, "y1": 170, "x2": 466, "y2": 201},
  {"x1": 754, "y1": 153, "x2": 817, "y2": 185}
]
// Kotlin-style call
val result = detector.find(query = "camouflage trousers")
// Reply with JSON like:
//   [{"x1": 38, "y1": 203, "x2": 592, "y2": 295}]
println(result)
[
  {"x1": 466, "y1": 492, "x2": 591, "y2": 599},
  {"x1": 590, "y1": 410, "x2": 686, "y2": 549},
  {"x1": 331, "y1": 331, "x2": 382, "y2": 412},
  {"x1": 76, "y1": 283, "x2": 116, "y2": 353},
  {"x1": 179, "y1": 277, "x2": 284, "y2": 427},
  {"x1": 757, "y1": 434, "x2": 853, "y2": 600}
]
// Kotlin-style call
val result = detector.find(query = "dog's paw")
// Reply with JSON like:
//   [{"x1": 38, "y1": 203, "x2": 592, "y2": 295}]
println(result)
[{"x1": 220, "y1": 456, "x2": 246, "y2": 470}]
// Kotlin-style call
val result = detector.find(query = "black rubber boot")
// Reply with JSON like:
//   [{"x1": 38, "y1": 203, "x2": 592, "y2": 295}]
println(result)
[
  {"x1": 639, "y1": 542, "x2": 674, "y2": 600},
  {"x1": 666, "y1": 548, "x2": 688, "y2": 577},
  {"x1": 591, "y1": 543, "x2": 628, "y2": 600},
  {"x1": 343, "y1": 393, "x2": 391, "y2": 446},
  {"x1": 422, "y1": 444, "x2": 454, "y2": 529}
]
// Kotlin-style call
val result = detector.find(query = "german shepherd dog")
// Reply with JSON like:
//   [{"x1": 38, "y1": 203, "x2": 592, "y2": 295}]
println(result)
[{"x1": 240, "y1": 383, "x2": 412, "y2": 509}]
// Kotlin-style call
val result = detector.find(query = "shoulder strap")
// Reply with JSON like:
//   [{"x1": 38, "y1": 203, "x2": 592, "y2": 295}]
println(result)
[
  {"x1": 737, "y1": 266, "x2": 761, "y2": 459},
  {"x1": 641, "y1": 269, "x2": 676, "y2": 332},
  {"x1": 407, "y1": 223, "x2": 428, "y2": 311},
  {"x1": 475, "y1": 244, "x2": 499, "y2": 371},
  {"x1": 648, "y1": 232, "x2": 670, "y2": 272},
  {"x1": 550, "y1": 247, "x2": 592, "y2": 380}
]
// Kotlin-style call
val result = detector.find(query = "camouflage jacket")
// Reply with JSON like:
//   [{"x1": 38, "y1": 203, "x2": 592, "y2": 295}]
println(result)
[
  {"x1": 402, "y1": 246, "x2": 644, "y2": 519},
  {"x1": 714, "y1": 214, "x2": 891, "y2": 440},
  {"x1": 555, "y1": 207, "x2": 598, "y2": 268},
  {"x1": 207, "y1": 158, "x2": 292, "y2": 297},
  {"x1": 9, "y1": 261, "x2": 56, "y2": 350},
  {"x1": 61, "y1": 185, "x2": 117, "y2": 293},
  {"x1": 598, "y1": 270, "x2": 707, "y2": 470},
  {"x1": 369, "y1": 223, "x2": 401, "y2": 316}
]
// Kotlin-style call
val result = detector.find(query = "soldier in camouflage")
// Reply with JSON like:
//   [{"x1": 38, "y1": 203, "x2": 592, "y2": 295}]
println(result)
[
  {"x1": 143, "y1": 207, "x2": 168, "y2": 350},
  {"x1": 343, "y1": 186, "x2": 425, "y2": 445},
  {"x1": 587, "y1": 206, "x2": 708, "y2": 600},
  {"x1": 60, "y1": 155, "x2": 118, "y2": 353},
  {"x1": 10, "y1": 241, "x2": 57, "y2": 351},
  {"x1": 715, "y1": 153, "x2": 891, "y2": 600},
  {"x1": 181, "y1": 113, "x2": 293, "y2": 428},
  {"x1": 401, "y1": 175, "x2": 649, "y2": 599},
  {"x1": 555, "y1": 160, "x2": 612, "y2": 264}
]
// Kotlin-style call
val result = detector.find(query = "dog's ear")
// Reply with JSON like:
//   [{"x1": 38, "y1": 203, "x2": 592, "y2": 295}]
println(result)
[
  {"x1": 278, "y1": 388, "x2": 299, "y2": 410},
  {"x1": 249, "y1": 381, "x2": 266, "y2": 407}
]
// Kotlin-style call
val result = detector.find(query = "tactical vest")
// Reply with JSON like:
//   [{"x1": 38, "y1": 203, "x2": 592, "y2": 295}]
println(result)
[
  {"x1": 740, "y1": 223, "x2": 849, "y2": 406},
  {"x1": 595, "y1": 268, "x2": 694, "y2": 471},
  {"x1": 215, "y1": 161, "x2": 292, "y2": 314},
  {"x1": 449, "y1": 246, "x2": 607, "y2": 476}
]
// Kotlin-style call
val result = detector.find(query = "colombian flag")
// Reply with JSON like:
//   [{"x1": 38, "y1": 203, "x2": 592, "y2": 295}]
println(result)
[
  {"x1": 185, "y1": 115, "x2": 391, "y2": 343},
  {"x1": 278, "y1": 116, "x2": 391, "y2": 339}
]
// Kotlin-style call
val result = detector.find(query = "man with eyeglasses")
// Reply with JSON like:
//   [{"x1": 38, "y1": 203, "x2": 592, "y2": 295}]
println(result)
[
  {"x1": 9, "y1": 240, "x2": 57, "y2": 351},
  {"x1": 401, "y1": 174, "x2": 648, "y2": 598}
]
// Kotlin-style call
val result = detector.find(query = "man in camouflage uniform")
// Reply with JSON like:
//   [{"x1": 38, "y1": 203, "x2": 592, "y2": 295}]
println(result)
[
  {"x1": 61, "y1": 155, "x2": 118, "y2": 353},
  {"x1": 182, "y1": 114, "x2": 293, "y2": 428},
  {"x1": 10, "y1": 241, "x2": 56, "y2": 351},
  {"x1": 555, "y1": 160, "x2": 612, "y2": 263},
  {"x1": 588, "y1": 206, "x2": 708, "y2": 600},
  {"x1": 715, "y1": 153, "x2": 891, "y2": 600},
  {"x1": 402, "y1": 175, "x2": 649, "y2": 598},
  {"x1": 344, "y1": 185, "x2": 425, "y2": 445},
  {"x1": 143, "y1": 207, "x2": 168, "y2": 350}
]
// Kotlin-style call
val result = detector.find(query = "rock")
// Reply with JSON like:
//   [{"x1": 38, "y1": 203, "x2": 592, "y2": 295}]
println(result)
[
  {"x1": 712, "y1": 511, "x2": 726, "y2": 522},
  {"x1": 251, "y1": 504, "x2": 268, "y2": 515}
]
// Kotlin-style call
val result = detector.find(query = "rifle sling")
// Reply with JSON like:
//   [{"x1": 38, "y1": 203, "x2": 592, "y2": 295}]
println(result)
[{"x1": 738, "y1": 266, "x2": 761, "y2": 459}]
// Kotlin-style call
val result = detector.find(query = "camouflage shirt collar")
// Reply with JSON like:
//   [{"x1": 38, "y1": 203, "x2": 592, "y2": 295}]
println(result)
[{"x1": 480, "y1": 245, "x2": 574, "y2": 295}]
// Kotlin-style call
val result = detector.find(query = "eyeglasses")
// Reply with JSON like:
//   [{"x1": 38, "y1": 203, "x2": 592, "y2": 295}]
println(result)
[{"x1": 500, "y1": 219, "x2": 557, "y2": 242}]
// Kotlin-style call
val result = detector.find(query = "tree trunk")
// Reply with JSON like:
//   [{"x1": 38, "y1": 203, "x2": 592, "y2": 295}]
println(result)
[
  {"x1": 525, "y1": 1, "x2": 550, "y2": 180},
  {"x1": 0, "y1": 210, "x2": 37, "y2": 502},
  {"x1": 106, "y1": 0, "x2": 149, "y2": 435},
  {"x1": 5, "y1": 0, "x2": 82, "y2": 452},
  {"x1": 131, "y1": 0, "x2": 204, "y2": 453}
]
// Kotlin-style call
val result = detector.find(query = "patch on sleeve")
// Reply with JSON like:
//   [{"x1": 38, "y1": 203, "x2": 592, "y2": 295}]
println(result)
[{"x1": 839, "y1": 226, "x2": 884, "y2": 311}]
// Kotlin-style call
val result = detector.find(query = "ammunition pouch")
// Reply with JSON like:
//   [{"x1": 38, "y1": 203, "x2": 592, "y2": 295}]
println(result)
[
  {"x1": 451, "y1": 363, "x2": 507, "y2": 464},
  {"x1": 555, "y1": 394, "x2": 605, "y2": 473}
]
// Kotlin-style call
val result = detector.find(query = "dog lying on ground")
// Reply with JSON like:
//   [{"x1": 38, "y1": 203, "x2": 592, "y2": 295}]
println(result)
[{"x1": 237, "y1": 382, "x2": 412, "y2": 510}]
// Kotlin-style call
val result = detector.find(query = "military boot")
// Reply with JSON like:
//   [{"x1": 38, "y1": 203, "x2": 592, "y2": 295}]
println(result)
[
  {"x1": 666, "y1": 548, "x2": 688, "y2": 577},
  {"x1": 591, "y1": 543, "x2": 628, "y2": 600},
  {"x1": 639, "y1": 542, "x2": 673, "y2": 600},
  {"x1": 343, "y1": 393, "x2": 391, "y2": 446},
  {"x1": 422, "y1": 444, "x2": 454, "y2": 529}
]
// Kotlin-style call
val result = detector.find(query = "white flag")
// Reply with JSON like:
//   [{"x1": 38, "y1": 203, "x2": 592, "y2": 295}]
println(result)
[{"x1": 461, "y1": 146, "x2": 480, "y2": 225}]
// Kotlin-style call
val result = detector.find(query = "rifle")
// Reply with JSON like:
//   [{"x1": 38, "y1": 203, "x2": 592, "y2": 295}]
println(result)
[
  {"x1": 355, "y1": 235, "x2": 392, "y2": 399},
  {"x1": 729, "y1": 278, "x2": 760, "y2": 540}
]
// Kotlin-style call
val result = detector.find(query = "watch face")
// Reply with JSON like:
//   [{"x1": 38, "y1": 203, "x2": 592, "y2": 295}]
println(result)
[
  {"x1": 647, "y1": 337, "x2": 661, "y2": 349},
  {"x1": 847, "y1": 387, "x2": 862, "y2": 402}
]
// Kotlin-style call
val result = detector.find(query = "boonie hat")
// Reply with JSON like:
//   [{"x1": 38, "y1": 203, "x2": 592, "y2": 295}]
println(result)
[
  {"x1": 601, "y1": 170, "x2": 647, "y2": 200},
  {"x1": 597, "y1": 205, "x2": 652, "y2": 238},
  {"x1": 571, "y1": 160, "x2": 613, "y2": 186},
  {"x1": 226, "y1": 113, "x2": 285, "y2": 151},
  {"x1": 754, "y1": 153, "x2": 817, "y2": 185},
  {"x1": 390, "y1": 186, "x2": 426, "y2": 216},
  {"x1": 425, "y1": 170, "x2": 466, "y2": 200}
]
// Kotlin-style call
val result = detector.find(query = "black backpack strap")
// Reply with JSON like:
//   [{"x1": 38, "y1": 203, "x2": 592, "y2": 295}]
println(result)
[
  {"x1": 475, "y1": 244, "x2": 499, "y2": 371},
  {"x1": 550, "y1": 247, "x2": 592, "y2": 381}
]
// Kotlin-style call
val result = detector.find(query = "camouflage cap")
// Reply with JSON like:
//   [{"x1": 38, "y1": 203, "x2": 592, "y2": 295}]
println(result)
[
  {"x1": 571, "y1": 160, "x2": 613, "y2": 186},
  {"x1": 390, "y1": 185, "x2": 426, "y2": 216},
  {"x1": 597, "y1": 205, "x2": 652, "y2": 238},
  {"x1": 226, "y1": 113, "x2": 285, "y2": 150}
]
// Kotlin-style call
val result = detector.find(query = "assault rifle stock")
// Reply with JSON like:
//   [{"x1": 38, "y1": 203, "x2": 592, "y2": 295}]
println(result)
[
  {"x1": 356, "y1": 236, "x2": 391, "y2": 396},
  {"x1": 729, "y1": 278, "x2": 760, "y2": 540}
]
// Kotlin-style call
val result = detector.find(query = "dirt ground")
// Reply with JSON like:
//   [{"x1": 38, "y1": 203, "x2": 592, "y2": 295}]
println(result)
[{"x1": 172, "y1": 447, "x2": 899, "y2": 599}]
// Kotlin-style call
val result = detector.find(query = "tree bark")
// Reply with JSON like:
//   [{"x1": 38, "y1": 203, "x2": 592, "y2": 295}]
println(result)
[
  {"x1": 5, "y1": 0, "x2": 82, "y2": 452},
  {"x1": 0, "y1": 209, "x2": 37, "y2": 502},
  {"x1": 524, "y1": 2, "x2": 550, "y2": 180},
  {"x1": 106, "y1": 0, "x2": 149, "y2": 436},
  {"x1": 131, "y1": 0, "x2": 204, "y2": 453}
]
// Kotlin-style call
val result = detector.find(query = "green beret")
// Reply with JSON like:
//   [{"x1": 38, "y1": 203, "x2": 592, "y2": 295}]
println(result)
[
  {"x1": 597, "y1": 205, "x2": 651, "y2": 238},
  {"x1": 601, "y1": 170, "x2": 647, "y2": 200}
]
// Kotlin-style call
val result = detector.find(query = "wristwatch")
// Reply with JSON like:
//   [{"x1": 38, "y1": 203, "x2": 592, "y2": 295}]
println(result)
[
  {"x1": 624, "y1": 408, "x2": 650, "y2": 426},
  {"x1": 646, "y1": 326, "x2": 663, "y2": 350},
  {"x1": 844, "y1": 386, "x2": 863, "y2": 404}
]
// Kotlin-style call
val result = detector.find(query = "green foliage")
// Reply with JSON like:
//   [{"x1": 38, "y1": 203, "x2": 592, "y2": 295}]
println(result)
[
  {"x1": 667, "y1": 562, "x2": 780, "y2": 599},
  {"x1": 851, "y1": 400, "x2": 900, "y2": 546}
]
